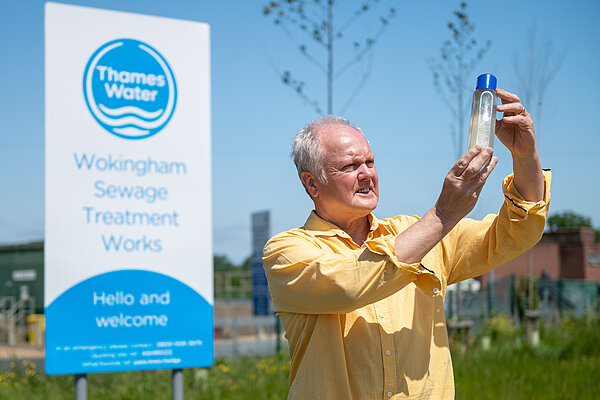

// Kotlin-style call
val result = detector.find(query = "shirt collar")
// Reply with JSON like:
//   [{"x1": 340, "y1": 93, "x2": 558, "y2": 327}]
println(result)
[{"x1": 303, "y1": 211, "x2": 381, "y2": 237}]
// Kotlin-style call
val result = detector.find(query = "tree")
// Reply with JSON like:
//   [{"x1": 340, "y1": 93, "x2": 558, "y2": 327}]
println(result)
[
  {"x1": 513, "y1": 24, "x2": 565, "y2": 142},
  {"x1": 214, "y1": 254, "x2": 253, "y2": 272},
  {"x1": 263, "y1": 0, "x2": 397, "y2": 115},
  {"x1": 548, "y1": 211, "x2": 592, "y2": 231},
  {"x1": 214, "y1": 254, "x2": 237, "y2": 272},
  {"x1": 548, "y1": 211, "x2": 599, "y2": 242},
  {"x1": 427, "y1": 2, "x2": 491, "y2": 158}
]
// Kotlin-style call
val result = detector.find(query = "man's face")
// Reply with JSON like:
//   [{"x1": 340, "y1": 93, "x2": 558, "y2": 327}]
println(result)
[{"x1": 309, "y1": 124, "x2": 379, "y2": 224}]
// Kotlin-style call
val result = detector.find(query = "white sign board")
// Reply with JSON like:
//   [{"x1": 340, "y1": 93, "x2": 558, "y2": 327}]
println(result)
[{"x1": 44, "y1": 2, "x2": 212, "y2": 374}]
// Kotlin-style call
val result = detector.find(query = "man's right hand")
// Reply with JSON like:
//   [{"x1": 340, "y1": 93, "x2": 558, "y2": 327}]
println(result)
[
  {"x1": 434, "y1": 146, "x2": 498, "y2": 227},
  {"x1": 394, "y1": 146, "x2": 497, "y2": 264}
]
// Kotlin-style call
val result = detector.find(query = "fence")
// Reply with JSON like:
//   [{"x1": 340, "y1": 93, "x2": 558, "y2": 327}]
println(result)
[
  {"x1": 1, "y1": 270, "x2": 598, "y2": 370},
  {"x1": 214, "y1": 270, "x2": 252, "y2": 300},
  {"x1": 445, "y1": 274, "x2": 600, "y2": 334}
]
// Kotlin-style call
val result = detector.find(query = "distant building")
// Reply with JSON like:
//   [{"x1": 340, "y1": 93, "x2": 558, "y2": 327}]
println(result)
[
  {"x1": 481, "y1": 227, "x2": 600, "y2": 285},
  {"x1": 0, "y1": 241, "x2": 44, "y2": 314}
]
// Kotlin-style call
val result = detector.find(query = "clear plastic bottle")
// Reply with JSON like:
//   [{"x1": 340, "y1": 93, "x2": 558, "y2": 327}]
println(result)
[{"x1": 467, "y1": 73, "x2": 498, "y2": 151}]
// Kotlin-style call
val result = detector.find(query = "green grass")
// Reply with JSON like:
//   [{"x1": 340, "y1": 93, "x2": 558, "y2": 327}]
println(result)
[
  {"x1": 0, "y1": 354, "x2": 291, "y2": 400},
  {"x1": 454, "y1": 345, "x2": 599, "y2": 399},
  {"x1": 2, "y1": 316, "x2": 599, "y2": 399},
  {"x1": 454, "y1": 315, "x2": 600, "y2": 400}
]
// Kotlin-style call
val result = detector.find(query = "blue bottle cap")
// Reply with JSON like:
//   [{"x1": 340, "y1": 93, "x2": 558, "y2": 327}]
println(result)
[{"x1": 476, "y1": 73, "x2": 497, "y2": 90}]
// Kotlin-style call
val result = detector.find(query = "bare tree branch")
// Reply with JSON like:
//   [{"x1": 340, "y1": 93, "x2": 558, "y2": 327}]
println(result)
[
  {"x1": 428, "y1": 2, "x2": 491, "y2": 158},
  {"x1": 281, "y1": 70, "x2": 324, "y2": 114},
  {"x1": 334, "y1": 8, "x2": 395, "y2": 80},
  {"x1": 335, "y1": 0, "x2": 381, "y2": 38},
  {"x1": 264, "y1": 0, "x2": 396, "y2": 115},
  {"x1": 339, "y1": 52, "x2": 374, "y2": 114},
  {"x1": 265, "y1": 48, "x2": 323, "y2": 114},
  {"x1": 513, "y1": 23, "x2": 566, "y2": 140},
  {"x1": 276, "y1": 21, "x2": 328, "y2": 72}
]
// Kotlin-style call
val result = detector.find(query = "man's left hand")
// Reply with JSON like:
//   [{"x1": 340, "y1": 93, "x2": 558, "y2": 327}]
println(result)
[
  {"x1": 495, "y1": 88, "x2": 544, "y2": 202},
  {"x1": 495, "y1": 88, "x2": 536, "y2": 157}
]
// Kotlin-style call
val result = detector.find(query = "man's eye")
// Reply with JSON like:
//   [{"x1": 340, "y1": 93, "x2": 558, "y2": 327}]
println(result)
[
  {"x1": 342, "y1": 164, "x2": 355, "y2": 171},
  {"x1": 367, "y1": 160, "x2": 374, "y2": 167}
]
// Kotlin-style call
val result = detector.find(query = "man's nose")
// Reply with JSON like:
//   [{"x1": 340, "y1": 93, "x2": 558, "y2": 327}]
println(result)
[{"x1": 357, "y1": 164, "x2": 375, "y2": 180}]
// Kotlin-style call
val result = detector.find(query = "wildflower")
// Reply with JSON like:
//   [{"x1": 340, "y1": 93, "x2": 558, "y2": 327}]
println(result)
[{"x1": 218, "y1": 363, "x2": 230, "y2": 373}]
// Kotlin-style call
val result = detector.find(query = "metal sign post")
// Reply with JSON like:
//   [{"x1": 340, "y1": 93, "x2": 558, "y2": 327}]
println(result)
[
  {"x1": 75, "y1": 374, "x2": 87, "y2": 400},
  {"x1": 172, "y1": 369, "x2": 184, "y2": 400}
]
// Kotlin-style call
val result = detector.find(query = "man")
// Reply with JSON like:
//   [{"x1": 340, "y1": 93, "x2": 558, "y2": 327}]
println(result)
[{"x1": 262, "y1": 89, "x2": 550, "y2": 399}]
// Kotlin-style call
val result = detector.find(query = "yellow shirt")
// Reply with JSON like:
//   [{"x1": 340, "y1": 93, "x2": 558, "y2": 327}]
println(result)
[{"x1": 263, "y1": 171, "x2": 551, "y2": 400}]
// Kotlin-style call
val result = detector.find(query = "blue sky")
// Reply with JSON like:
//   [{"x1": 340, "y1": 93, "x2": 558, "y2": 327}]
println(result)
[{"x1": 1, "y1": 0, "x2": 599, "y2": 263}]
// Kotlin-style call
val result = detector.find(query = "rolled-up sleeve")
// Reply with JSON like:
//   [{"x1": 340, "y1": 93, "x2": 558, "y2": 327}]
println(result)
[
  {"x1": 443, "y1": 170, "x2": 552, "y2": 284},
  {"x1": 263, "y1": 231, "x2": 440, "y2": 314}
]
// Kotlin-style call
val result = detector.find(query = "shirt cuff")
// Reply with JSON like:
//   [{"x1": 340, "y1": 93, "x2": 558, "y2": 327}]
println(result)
[
  {"x1": 364, "y1": 236, "x2": 442, "y2": 296},
  {"x1": 502, "y1": 169, "x2": 552, "y2": 221}
]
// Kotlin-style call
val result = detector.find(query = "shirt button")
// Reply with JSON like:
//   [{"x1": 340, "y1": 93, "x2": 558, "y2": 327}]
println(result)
[
  {"x1": 385, "y1": 349, "x2": 391, "y2": 356},
  {"x1": 433, "y1": 287, "x2": 439, "y2": 295},
  {"x1": 379, "y1": 312, "x2": 385, "y2": 318},
  {"x1": 387, "y1": 391, "x2": 393, "y2": 397}
]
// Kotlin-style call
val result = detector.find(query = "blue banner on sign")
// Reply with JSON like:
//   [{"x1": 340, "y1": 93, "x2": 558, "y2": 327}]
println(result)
[{"x1": 45, "y1": 269, "x2": 213, "y2": 375}]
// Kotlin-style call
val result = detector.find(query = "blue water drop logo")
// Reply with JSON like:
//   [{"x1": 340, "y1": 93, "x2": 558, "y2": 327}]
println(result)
[{"x1": 83, "y1": 39, "x2": 177, "y2": 140}]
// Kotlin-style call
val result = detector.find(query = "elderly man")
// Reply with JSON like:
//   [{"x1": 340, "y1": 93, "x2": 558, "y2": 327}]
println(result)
[{"x1": 263, "y1": 89, "x2": 551, "y2": 399}]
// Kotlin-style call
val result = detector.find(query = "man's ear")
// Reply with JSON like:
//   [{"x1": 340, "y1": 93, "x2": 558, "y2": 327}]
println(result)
[{"x1": 300, "y1": 171, "x2": 319, "y2": 198}]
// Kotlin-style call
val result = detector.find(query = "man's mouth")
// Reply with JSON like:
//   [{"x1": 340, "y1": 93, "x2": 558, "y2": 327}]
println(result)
[{"x1": 356, "y1": 188, "x2": 370, "y2": 194}]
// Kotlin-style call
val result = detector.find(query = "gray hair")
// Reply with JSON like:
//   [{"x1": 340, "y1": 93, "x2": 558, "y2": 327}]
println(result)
[{"x1": 291, "y1": 115, "x2": 363, "y2": 192}]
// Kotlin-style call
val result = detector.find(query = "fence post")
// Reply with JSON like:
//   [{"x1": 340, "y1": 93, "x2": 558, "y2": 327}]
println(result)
[
  {"x1": 557, "y1": 279, "x2": 564, "y2": 318},
  {"x1": 7, "y1": 312, "x2": 16, "y2": 346},
  {"x1": 447, "y1": 290, "x2": 454, "y2": 320},
  {"x1": 233, "y1": 317, "x2": 239, "y2": 357},
  {"x1": 542, "y1": 284, "x2": 549, "y2": 324},
  {"x1": 275, "y1": 314, "x2": 281, "y2": 353},
  {"x1": 486, "y1": 272, "x2": 494, "y2": 317}
]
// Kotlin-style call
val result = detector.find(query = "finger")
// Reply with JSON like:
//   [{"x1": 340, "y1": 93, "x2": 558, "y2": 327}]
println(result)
[
  {"x1": 497, "y1": 103, "x2": 526, "y2": 116},
  {"x1": 496, "y1": 88, "x2": 521, "y2": 105},
  {"x1": 462, "y1": 147, "x2": 494, "y2": 179},
  {"x1": 451, "y1": 146, "x2": 482, "y2": 177},
  {"x1": 502, "y1": 115, "x2": 532, "y2": 127},
  {"x1": 479, "y1": 156, "x2": 498, "y2": 182}
]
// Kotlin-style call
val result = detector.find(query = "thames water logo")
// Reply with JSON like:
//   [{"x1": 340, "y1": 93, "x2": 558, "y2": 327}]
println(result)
[{"x1": 83, "y1": 39, "x2": 177, "y2": 140}]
